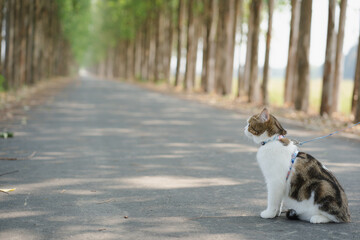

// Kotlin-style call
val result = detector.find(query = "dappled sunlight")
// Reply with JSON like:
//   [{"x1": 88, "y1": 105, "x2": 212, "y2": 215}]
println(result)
[
  {"x1": 322, "y1": 162, "x2": 360, "y2": 174},
  {"x1": 137, "y1": 154, "x2": 184, "y2": 159},
  {"x1": 14, "y1": 178, "x2": 103, "y2": 191},
  {"x1": 79, "y1": 128, "x2": 134, "y2": 137},
  {"x1": 207, "y1": 143, "x2": 258, "y2": 153},
  {"x1": 131, "y1": 163, "x2": 218, "y2": 172},
  {"x1": 52, "y1": 101, "x2": 96, "y2": 110},
  {"x1": 59, "y1": 189, "x2": 102, "y2": 196},
  {"x1": 0, "y1": 211, "x2": 47, "y2": 219},
  {"x1": 0, "y1": 229, "x2": 41, "y2": 240},
  {"x1": 141, "y1": 120, "x2": 193, "y2": 126},
  {"x1": 116, "y1": 176, "x2": 252, "y2": 190}
]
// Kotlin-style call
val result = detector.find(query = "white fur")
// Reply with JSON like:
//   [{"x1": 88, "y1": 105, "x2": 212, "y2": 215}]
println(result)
[{"x1": 244, "y1": 122, "x2": 334, "y2": 223}]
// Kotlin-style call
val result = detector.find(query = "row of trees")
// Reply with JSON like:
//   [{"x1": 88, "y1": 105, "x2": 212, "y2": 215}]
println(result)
[
  {"x1": 86, "y1": 0, "x2": 360, "y2": 122},
  {"x1": 0, "y1": 0, "x2": 78, "y2": 91},
  {"x1": 2, "y1": 0, "x2": 358, "y2": 122}
]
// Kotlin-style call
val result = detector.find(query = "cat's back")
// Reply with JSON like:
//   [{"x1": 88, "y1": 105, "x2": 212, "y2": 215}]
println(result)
[{"x1": 289, "y1": 152, "x2": 351, "y2": 222}]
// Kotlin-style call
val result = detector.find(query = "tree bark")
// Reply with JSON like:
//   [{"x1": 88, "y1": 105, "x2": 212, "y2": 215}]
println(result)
[
  {"x1": 242, "y1": 2, "x2": 254, "y2": 99},
  {"x1": 184, "y1": 0, "x2": 197, "y2": 91},
  {"x1": 175, "y1": 0, "x2": 185, "y2": 87},
  {"x1": 261, "y1": 0, "x2": 274, "y2": 106},
  {"x1": 134, "y1": 30, "x2": 142, "y2": 79},
  {"x1": 284, "y1": 0, "x2": 300, "y2": 105},
  {"x1": 154, "y1": 7, "x2": 162, "y2": 82},
  {"x1": 0, "y1": 0, "x2": 4, "y2": 77},
  {"x1": 215, "y1": 0, "x2": 237, "y2": 95},
  {"x1": 248, "y1": 0, "x2": 262, "y2": 103},
  {"x1": 352, "y1": 35, "x2": 360, "y2": 114},
  {"x1": 202, "y1": 0, "x2": 218, "y2": 93},
  {"x1": 332, "y1": 0, "x2": 347, "y2": 113},
  {"x1": 355, "y1": 63, "x2": 360, "y2": 122},
  {"x1": 201, "y1": 0, "x2": 210, "y2": 92},
  {"x1": 5, "y1": 0, "x2": 15, "y2": 89},
  {"x1": 163, "y1": 6, "x2": 173, "y2": 84},
  {"x1": 141, "y1": 23, "x2": 149, "y2": 80},
  {"x1": 294, "y1": 0, "x2": 312, "y2": 112},
  {"x1": 236, "y1": 0, "x2": 244, "y2": 97},
  {"x1": 320, "y1": 0, "x2": 336, "y2": 116}
]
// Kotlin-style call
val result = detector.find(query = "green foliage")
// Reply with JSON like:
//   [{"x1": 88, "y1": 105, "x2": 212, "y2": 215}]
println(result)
[
  {"x1": 57, "y1": 0, "x2": 177, "y2": 67},
  {"x1": 0, "y1": 74, "x2": 5, "y2": 92},
  {"x1": 57, "y1": 0, "x2": 92, "y2": 65}
]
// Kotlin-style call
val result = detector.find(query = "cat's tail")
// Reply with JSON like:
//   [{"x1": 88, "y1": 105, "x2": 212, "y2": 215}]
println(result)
[{"x1": 286, "y1": 209, "x2": 299, "y2": 220}]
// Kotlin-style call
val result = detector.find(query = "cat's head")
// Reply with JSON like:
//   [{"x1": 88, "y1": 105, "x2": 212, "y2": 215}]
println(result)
[{"x1": 244, "y1": 108, "x2": 287, "y2": 144}]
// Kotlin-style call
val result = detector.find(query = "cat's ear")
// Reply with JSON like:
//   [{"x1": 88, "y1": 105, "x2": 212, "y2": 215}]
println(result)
[{"x1": 259, "y1": 108, "x2": 270, "y2": 123}]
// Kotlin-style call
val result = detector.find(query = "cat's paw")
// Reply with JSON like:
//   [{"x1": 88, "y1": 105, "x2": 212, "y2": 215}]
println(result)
[
  {"x1": 260, "y1": 209, "x2": 277, "y2": 219},
  {"x1": 310, "y1": 215, "x2": 331, "y2": 224}
]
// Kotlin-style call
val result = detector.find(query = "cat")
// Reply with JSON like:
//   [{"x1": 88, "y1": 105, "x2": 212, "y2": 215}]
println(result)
[{"x1": 244, "y1": 108, "x2": 350, "y2": 223}]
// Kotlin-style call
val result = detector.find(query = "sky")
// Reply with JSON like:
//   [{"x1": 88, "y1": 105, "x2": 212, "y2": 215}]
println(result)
[{"x1": 241, "y1": 0, "x2": 360, "y2": 69}]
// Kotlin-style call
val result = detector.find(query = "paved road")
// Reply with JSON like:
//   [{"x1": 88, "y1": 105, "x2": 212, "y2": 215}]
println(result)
[{"x1": 0, "y1": 77, "x2": 359, "y2": 240}]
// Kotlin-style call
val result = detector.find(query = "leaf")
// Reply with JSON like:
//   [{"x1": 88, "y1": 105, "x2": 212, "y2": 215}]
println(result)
[{"x1": 0, "y1": 188, "x2": 16, "y2": 194}]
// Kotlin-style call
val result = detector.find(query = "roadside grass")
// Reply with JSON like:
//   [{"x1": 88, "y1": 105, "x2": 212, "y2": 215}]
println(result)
[
  {"x1": 161, "y1": 75, "x2": 354, "y2": 116},
  {"x1": 268, "y1": 78, "x2": 353, "y2": 115}
]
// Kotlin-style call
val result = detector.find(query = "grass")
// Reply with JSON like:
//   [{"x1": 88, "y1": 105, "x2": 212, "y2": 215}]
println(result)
[
  {"x1": 268, "y1": 78, "x2": 354, "y2": 115},
  {"x1": 163, "y1": 75, "x2": 354, "y2": 116}
]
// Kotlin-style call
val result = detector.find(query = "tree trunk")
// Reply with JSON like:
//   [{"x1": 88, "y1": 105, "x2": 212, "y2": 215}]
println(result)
[
  {"x1": 175, "y1": 0, "x2": 185, "y2": 87},
  {"x1": 226, "y1": 0, "x2": 239, "y2": 95},
  {"x1": 248, "y1": 0, "x2": 262, "y2": 103},
  {"x1": 352, "y1": 34, "x2": 360, "y2": 114},
  {"x1": 320, "y1": 0, "x2": 336, "y2": 116},
  {"x1": 242, "y1": 2, "x2": 254, "y2": 99},
  {"x1": 201, "y1": 0, "x2": 210, "y2": 92},
  {"x1": 127, "y1": 40, "x2": 135, "y2": 80},
  {"x1": 134, "y1": 30, "x2": 142, "y2": 79},
  {"x1": 332, "y1": 0, "x2": 347, "y2": 113},
  {"x1": 5, "y1": 0, "x2": 15, "y2": 89},
  {"x1": 294, "y1": 0, "x2": 312, "y2": 112},
  {"x1": 284, "y1": 0, "x2": 300, "y2": 105},
  {"x1": 154, "y1": 8, "x2": 161, "y2": 82},
  {"x1": 163, "y1": 6, "x2": 173, "y2": 84},
  {"x1": 236, "y1": 0, "x2": 244, "y2": 97},
  {"x1": 201, "y1": 0, "x2": 219, "y2": 93},
  {"x1": 141, "y1": 23, "x2": 149, "y2": 80},
  {"x1": 184, "y1": 0, "x2": 196, "y2": 91},
  {"x1": 215, "y1": 0, "x2": 237, "y2": 95},
  {"x1": 0, "y1": 0, "x2": 4, "y2": 76},
  {"x1": 355, "y1": 63, "x2": 360, "y2": 122},
  {"x1": 261, "y1": 0, "x2": 274, "y2": 106},
  {"x1": 148, "y1": 14, "x2": 156, "y2": 82}
]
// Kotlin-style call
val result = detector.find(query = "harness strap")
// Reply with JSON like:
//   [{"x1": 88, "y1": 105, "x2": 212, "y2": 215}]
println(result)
[{"x1": 286, "y1": 150, "x2": 299, "y2": 181}]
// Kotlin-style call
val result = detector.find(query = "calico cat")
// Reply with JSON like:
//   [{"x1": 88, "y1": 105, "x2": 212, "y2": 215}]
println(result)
[{"x1": 244, "y1": 108, "x2": 350, "y2": 223}]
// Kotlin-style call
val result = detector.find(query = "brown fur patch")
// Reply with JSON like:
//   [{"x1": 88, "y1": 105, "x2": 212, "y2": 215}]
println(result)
[
  {"x1": 279, "y1": 138, "x2": 290, "y2": 146},
  {"x1": 289, "y1": 152, "x2": 351, "y2": 222},
  {"x1": 248, "y1": 113, "x2": 287, "y2": 137}
]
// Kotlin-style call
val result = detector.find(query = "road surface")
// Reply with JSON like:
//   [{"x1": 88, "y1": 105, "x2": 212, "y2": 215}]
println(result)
[{"x1": 0, "y1": 77, "x2": 359, "y2": 239}]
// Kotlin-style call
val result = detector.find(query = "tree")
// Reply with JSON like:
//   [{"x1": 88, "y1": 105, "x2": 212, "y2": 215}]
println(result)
[
  {"x1": 175, "y1": 0, "x2": 186, "y2": 87},
  {"x1": 320, "y1": 0, "x2": 336, "y2": 116},
  {"x1": 355, "y1": 41, "x2": 360, "y2": 122},
  {"x1": 215, "y1": 0, "x2": 238, "y2": 95},
  {"x1": 236, "y1": 0, "x2": 244, "y2": 97},
  {"x1": 261, "y1": 0, "x2": 274, "y2": 105},
  {"x1": 0, "y1": 0, "x2": 5, "y2": 80},
  {"x1": 248, "y1": 0, "x2": 262, "y2": 103},
  {"x1": 242, "y1": 2, "x2": 254, "y2": 99},
  {"x1": 184, "y1": 0, "x2": 198, "y2": 91},
  {"x1": 352, "y1": 32, "x2": 360, "y2": 115},
  {"x1": 294, "y1": 0, "x2": 312, "y2": 112},
  {"x1": 332, "y1": 0, "x2": 347, "y2": 113},
  {"x1": 284, "y1": 0, "x2": 300, "y2": 105},
  {"x1": 0, "y1": 0, "x2": 74, "y2": 90}
]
